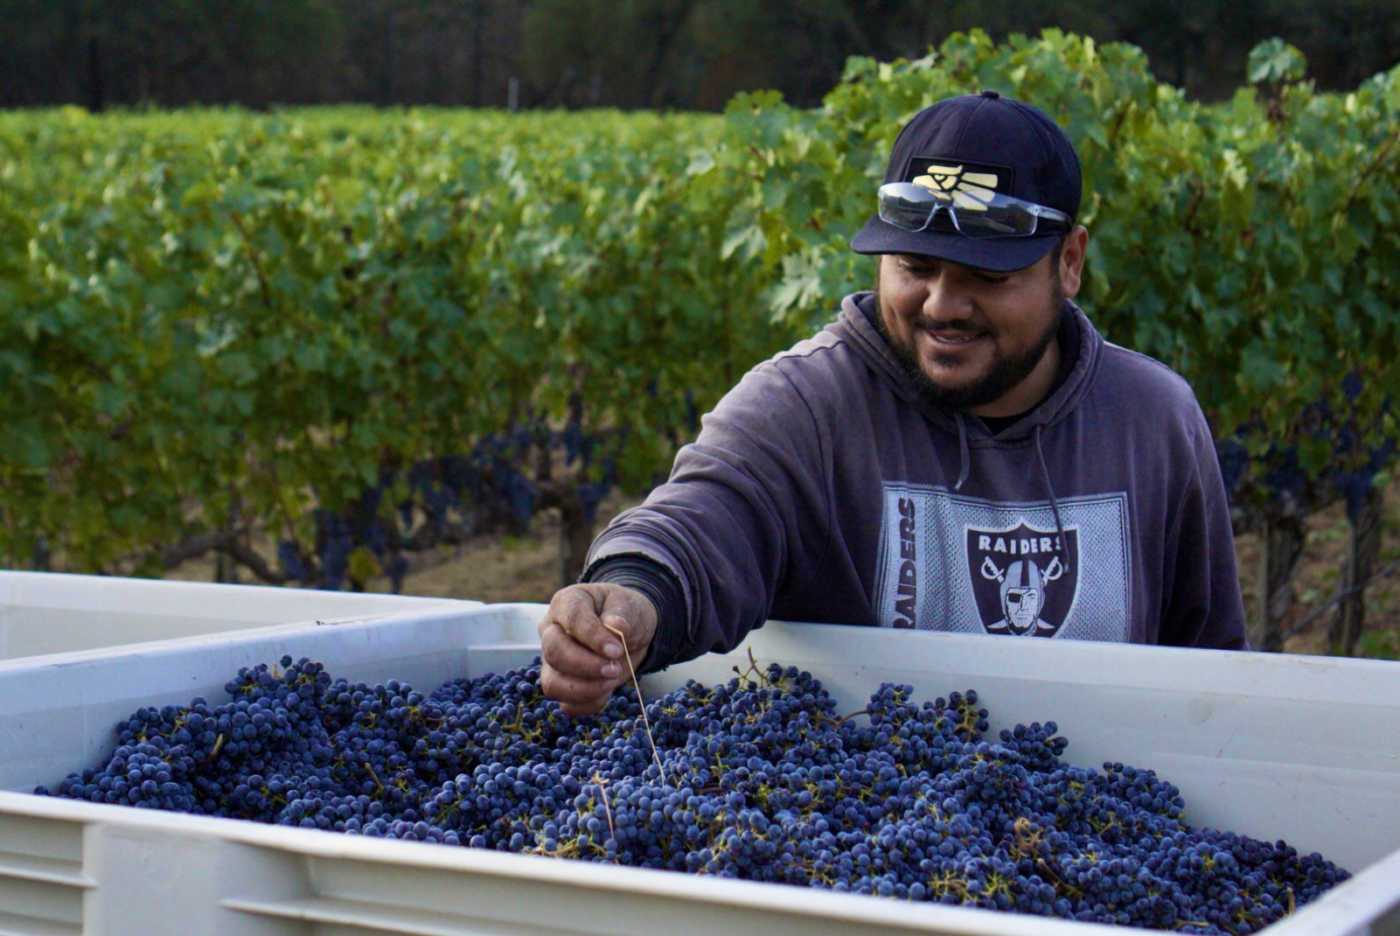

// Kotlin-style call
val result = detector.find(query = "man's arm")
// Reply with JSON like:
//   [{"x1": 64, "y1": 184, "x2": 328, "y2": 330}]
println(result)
[
  {"x1": 1159, "y1": 408, "x2": 1249, "y2": 649},
  {"x1": 583, "y1": 358, "x2": 833, "y2": 670}
]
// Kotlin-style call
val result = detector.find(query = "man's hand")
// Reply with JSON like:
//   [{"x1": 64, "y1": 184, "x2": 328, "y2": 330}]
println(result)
[{"x1": 538, "y1": 583, "x2": 658, "y2": 717}]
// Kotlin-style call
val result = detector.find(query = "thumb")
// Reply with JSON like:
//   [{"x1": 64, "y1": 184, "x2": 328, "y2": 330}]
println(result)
[{"x1": 600, "y1": 587, "x2": 658, "y2": 655}]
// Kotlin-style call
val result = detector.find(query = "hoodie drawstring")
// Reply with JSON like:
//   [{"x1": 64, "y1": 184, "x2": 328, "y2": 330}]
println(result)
[
  {"x1": 955, "y1": 419, "x2": 1067, "y2": 567},
  {"x1": 952, "y1": 412, "x2": 971, "y2": 491},
  {"x1": 1033, "y1": 424, "x2": 1069, "y2": 562}
]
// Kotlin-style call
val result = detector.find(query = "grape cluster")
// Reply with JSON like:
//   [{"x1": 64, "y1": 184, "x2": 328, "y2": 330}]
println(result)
[
  {"x1": 277, "y1": 424, "x2": 620, "y2": 591},
  {"x1": 1215, "y1": 379, "x2": 1396, "y2": 522},
  {"x1": 39, "y1": 656, "x2": 1347, "y2": 933}
]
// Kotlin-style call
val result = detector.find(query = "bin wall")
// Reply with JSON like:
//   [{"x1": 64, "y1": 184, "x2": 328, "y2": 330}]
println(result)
[{"x1": 0, "y1": 571, "x2": 472, "y2": 661}]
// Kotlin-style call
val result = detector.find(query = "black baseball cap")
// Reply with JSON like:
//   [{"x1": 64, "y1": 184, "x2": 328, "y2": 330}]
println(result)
[{"x1": 850, "y1": 90, "x2": 1082, "y2": 272}]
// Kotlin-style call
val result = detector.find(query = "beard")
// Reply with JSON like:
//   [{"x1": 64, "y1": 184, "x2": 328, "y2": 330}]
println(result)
[{"x1": 872, "y1": 279, "x2": 1066, "y2": 412}]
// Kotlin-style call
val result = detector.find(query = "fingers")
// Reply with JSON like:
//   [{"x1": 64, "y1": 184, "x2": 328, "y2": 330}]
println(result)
[
  {"x1": 537, "y1": 583, "x2": 660, "y2": 717},
  {"x1": 538, "y1": 656, "x2": 617, "y2": 717},
  {"x1": 558, "y1": 697, "x2": 610, "y2": 718},
  {"x1": 540, "y1": 614, "x2": 622, "y2": 682},
  {"x1": 599, "y1": 589, "x2": 658, "y2": 656},
  {"x1": 538, "y1": 585, "x2": 623, "y2": 715},
  {"x1": 546, "y1": 585, "x2": 627, "y2": 661}
]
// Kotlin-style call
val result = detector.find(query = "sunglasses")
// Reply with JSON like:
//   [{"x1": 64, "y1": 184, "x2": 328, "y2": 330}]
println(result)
[{"x1": 878, "y1": 181, "x2": 1073, "y2": 239}]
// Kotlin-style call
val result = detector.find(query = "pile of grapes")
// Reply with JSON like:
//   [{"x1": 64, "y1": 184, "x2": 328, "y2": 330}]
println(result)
[{"x1": 39, "y1": 655, "x2": 1348, "y2": 933}]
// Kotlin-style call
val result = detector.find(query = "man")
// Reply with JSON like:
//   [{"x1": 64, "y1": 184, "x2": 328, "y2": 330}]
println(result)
[{"x1": 539, "y1": 90, "x2": 1247, "y2": 716}]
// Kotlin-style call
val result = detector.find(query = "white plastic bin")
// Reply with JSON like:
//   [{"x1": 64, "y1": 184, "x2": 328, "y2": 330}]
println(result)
[
  {"x1": 0, "y1": 571, "x2": 474, "y2": 662},
  {"x1": 0, "y1": 602, "x2": 1397, "y2": 936}
]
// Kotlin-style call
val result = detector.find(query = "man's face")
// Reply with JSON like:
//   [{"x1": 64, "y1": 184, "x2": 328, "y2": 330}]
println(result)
[{"x1": 874, "y1": 241, "x2": 1076, "y2": 413}]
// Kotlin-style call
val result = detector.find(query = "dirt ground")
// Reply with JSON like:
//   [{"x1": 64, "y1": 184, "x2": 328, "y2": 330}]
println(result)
[
  {"x1": 1235, "y1": 480, "x2": 1400, "y2": 656},
  {"x1": 176, "y1": 481, "x2": 1400, "y2": 658},
  {"x1": 361, "y1": 489, "x2": 645, "y2": 603}
]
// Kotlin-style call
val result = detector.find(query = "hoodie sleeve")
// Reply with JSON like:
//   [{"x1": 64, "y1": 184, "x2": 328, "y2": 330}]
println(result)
[
  {"x1": 582, "y1": 358, "x2": 831, "y2": 670},
  {"x1": 1159, "y1": 407, "x2": 1249, "y2": 650}
]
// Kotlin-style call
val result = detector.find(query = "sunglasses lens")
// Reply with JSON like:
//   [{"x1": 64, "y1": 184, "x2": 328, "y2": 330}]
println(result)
[
  {"x1": 953, "y1": 203, "x2": 1039, "y2": 238},
  {"x1": 878, "y1": 184, "x2": 1066, "y2": 239},
  {"x1": 877, "y1": 184, "x2": 938, "y2": 231}
]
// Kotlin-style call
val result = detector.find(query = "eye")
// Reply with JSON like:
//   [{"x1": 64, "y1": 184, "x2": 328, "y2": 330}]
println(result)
[{"x1": 976, "y1": 273, "x2": 1010, "y2": 285}]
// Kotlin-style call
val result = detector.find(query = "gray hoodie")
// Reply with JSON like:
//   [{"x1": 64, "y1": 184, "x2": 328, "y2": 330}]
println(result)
[{"x1": 585, "y1": 292, "x2": 1248, "y2": 669}]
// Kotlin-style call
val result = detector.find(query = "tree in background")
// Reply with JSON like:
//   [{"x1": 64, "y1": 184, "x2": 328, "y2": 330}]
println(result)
[
  {"x1": 0, "y1": 0, "x2": 347, "y2": 108},
  {"x1": 1, "y1": 0, "x2": 1395, "y2": 110}
]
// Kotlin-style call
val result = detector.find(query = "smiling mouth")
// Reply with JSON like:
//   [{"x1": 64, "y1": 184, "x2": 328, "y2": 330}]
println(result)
[{"x1": 922, "y1": 329, "x2": 989, "y2": 347}]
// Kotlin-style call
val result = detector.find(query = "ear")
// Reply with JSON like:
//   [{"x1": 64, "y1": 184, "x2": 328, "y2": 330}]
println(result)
[{"x1": 1057, "y1": 226, "x2": 1089, "y2": 299}]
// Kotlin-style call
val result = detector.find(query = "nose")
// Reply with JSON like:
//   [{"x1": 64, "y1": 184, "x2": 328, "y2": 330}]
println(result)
[{"x1": 920, "y1": 269, "x2": 976, "y2": 324}]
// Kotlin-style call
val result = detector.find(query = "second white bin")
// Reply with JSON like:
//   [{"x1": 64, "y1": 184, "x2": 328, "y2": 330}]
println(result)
[{"x1": 0, "y1": 570, "x2": 473, "y2": 663}]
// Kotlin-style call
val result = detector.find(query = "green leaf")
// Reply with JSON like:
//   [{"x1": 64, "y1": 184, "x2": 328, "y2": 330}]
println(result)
[
  {"x1": 1247, "y1": 39, "x2": 1307, "y2": 85},
  {"x1": 686, "y1": 150, "x2": 716, "y2": 176},
  {"x1": 1240, "y1": 343, "x2": 1285, "y2": 391},
  {"x1": 10, "y1": 422, "x2": 51, "y2": 469},
  {"x1": 721, "y1": 224, "x2": 765, "y2": 261}
]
